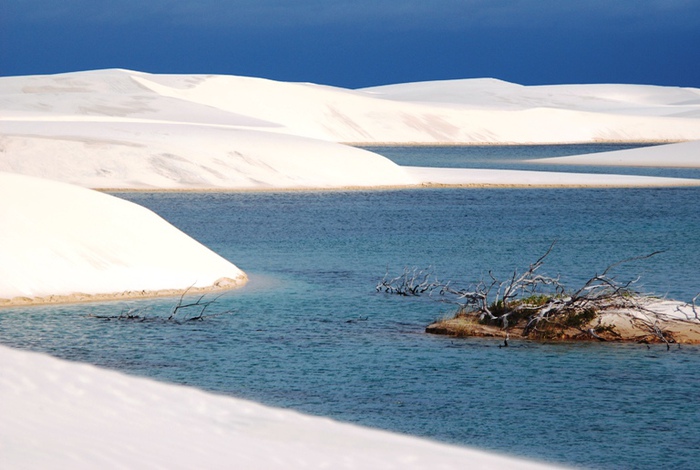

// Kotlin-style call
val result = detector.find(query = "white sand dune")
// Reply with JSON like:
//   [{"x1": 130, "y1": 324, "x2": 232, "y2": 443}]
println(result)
[
  {"x1": 0, "y1": 344, "x2": 563, "y2": 470},
  {"x1": 362, "y1": 79, "x2": 700, "y2": 117},
  {"x1": 0, "y1": 172, "x2": 246, "y2": 303},
  {"x1": 135, "y1": 72, "x2": 700, "y2": 143},
  {"x1": 529, "y1": 140, "x2": 700, "y2": 168},
  {"x1": 2, "y1": 69, "x2": 700, "y2": 190},
  {"x1": 0, "y1": 119, "x2": 417, "y2": 189}
]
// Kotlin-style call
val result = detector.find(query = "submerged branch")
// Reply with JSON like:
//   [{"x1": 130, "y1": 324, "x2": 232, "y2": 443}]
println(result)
[{"x1": 88, "y1": 286, "x2": 234, "y2": 323}]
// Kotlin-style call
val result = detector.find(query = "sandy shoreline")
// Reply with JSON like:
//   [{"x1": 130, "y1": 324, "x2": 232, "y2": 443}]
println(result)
[
  {"x1": 99, "y1": 183, "x2": 700, "y2": 194},
  {"x1": 0, "y1": 277, "x2": 246, "y2": 308},
  {"x1": 347, "y1": 139, "x2": 688, "y2": 147},
  {"x1": 97, "y1": 177, "x2": 700, "y2": 194},
  {"x1": 427, "y1": 315, "x2": 700, "y2": 345}
]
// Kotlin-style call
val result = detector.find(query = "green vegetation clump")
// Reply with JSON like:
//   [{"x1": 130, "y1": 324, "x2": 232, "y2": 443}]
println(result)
[
  {"x1": 465, "y1": 295, "x2": 601, "y2": 339},
  {"x1": 477, "y1": 294, "x2": 554, "y2": 327}
]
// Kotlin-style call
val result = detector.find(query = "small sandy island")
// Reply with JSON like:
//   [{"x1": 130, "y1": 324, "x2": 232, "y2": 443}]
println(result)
[
  {"x1": 378, "y1": 253, "x2": 700, "y2": 346},
  {"x1": 427, "y1": 298, "x2": 700, "y2": 345}
]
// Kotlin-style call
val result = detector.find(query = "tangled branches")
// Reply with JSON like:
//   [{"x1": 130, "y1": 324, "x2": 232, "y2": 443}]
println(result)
[
  {"x1": 377, "y1": 266, "x2": 439, "y2": 296},
  {"x1": 377, "y1": 243, "x2": 687, "y2": 345}
]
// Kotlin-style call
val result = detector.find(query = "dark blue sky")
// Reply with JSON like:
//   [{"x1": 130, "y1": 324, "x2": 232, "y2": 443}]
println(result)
[{"x1": 2, "y1": 1, "x2": 699, "y2": 88}]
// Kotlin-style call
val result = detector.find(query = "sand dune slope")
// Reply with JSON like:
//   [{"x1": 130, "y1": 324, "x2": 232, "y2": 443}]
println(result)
[
  {"x1": 0, "y1": 172, "x2": 246, "y2": 303},
  {"x1": 530, "y1": 140, "x2": 700, "y2": 168},
  {"x1": 0, "y1": 344, "x2": 563, "y2": 470},
  {"x1": 2, "y1": 69, "x2": 700, "y2": 190}
]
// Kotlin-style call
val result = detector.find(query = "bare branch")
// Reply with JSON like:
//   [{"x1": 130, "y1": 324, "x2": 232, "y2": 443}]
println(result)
[{"x1": 379, "y1": 245, "x2": 691, "y2": 344}]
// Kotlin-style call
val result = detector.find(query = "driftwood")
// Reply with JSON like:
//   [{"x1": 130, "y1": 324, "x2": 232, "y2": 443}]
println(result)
[
  {"x1": 167, "y1": 286, "x2": 227, "y2": 321},
  {"x1": 377, "y1": 244, "x2": 696, "y2": 346},
  {"x1": 377, "y1": 266, "x2": 438, "y2": 296},
  {"x1": 88, "y1": 285, "x2": 234, "y2": 323}
]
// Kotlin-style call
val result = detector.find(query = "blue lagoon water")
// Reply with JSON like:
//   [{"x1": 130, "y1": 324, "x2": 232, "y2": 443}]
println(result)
[
  {"x1": 362, "y1": 143, "x2": 700, "y2": 179},
  {"x1": 1, "y1": 146, "x2": 699, "y2": 469}
]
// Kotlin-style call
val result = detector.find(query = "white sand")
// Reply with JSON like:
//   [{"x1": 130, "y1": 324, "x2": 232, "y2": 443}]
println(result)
[
  {"x1": 529, "y1": 140, "x2": 700, "y2": 168},
  {"x1": 406, "y1": 166, "x2": 700, "y2": 187},
  {"x1": 0, "y1": 344, "x2": 563, "y2": 470},
  {"x1": 0, "y1": 119, "x2": 418, "y2": 189},
  {"x1": 1, "y1": 69, "x2": 700, "y2": 190},
  {"x1": 361, "y1": 79, "x2": 700, "y2": 116},
  {"x1": 640, "y1": 299, "x2": 700, "y2": 322},
  {"x1": 0, "y1": 172, "x2": 246, "y2": 303}
]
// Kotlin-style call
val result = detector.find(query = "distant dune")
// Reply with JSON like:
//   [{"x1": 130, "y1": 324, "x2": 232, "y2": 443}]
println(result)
[
  {"x1": 529, "y1": 140, "x2": 700, "y2": 168},
  {"x1": 1, "y1": 69, "x2": 699, "y2": 190}
]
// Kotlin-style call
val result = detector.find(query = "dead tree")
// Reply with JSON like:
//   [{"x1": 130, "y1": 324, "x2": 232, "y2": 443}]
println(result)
[
  {"x1": 377, "y1": 244, "x2": 688, "y2": 344},
  {"x1": 168, "y1": 286, "x2": 228, "y2": 321},
  {"x1": 376, "y1": 266, "x2": 439, "y2": 296}
]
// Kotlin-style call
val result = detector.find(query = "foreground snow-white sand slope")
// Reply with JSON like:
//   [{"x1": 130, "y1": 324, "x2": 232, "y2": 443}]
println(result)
[
  {"x1": 0, "y1": 344, "x2": 563, "y2": 470},
  {"x1": 0, "y1": 172, "x2": 246, "y2": 304},
  {"x1": 1, "y1": 69, "x2": 700, "y2": 189}
]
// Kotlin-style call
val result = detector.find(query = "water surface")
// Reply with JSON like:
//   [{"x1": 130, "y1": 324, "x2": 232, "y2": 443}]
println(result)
[
  {"x1": 2, "y1": 147, "x2": 699, "y2": 470},
  {"x1": 362, "y1": 143, "x2": 700, "y2": 179}
]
